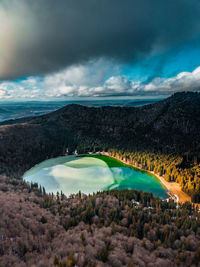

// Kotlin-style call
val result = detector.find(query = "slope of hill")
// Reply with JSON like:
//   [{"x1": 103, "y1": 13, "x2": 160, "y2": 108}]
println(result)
[
  {"x1": 0, "y1": 92, "x2": 199, "y2": 178},
  {"x1": 0, "y1": 176, "x2": 200, "y2": 267},
  {"x1": 1, "y1": 92, "x2": 200, "y2": 266}
]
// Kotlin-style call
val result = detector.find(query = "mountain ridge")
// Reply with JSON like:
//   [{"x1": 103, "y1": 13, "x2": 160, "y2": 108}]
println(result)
[{"x1": 0, "y1": 91, "x2": 199, "y2": 178}]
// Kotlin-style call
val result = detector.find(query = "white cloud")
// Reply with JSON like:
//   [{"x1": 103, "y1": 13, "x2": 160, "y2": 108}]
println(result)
[
  {"x1": 0, "y1": 80, "x2": 40, "y2": 100},
  {"x1": 143, "y1": 66, "x2": 200, "y2": 92},
  {"x1": 0, "y1": 89, "x2": 7, "y2": 98},
  {"x1": 42, "y1": 65, "x2": 200, "y2": 97},
  {"x1": 0, "y1": 63, "x2": 200, "y2": 100},
  {"x1": 43, "y1": 58, "x2": 121, "y2": 97}
]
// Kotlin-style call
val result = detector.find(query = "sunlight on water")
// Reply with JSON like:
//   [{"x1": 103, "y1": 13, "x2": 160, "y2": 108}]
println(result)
[{"x1": 23, "y1": 155, "x2": 168, "y2": 199}]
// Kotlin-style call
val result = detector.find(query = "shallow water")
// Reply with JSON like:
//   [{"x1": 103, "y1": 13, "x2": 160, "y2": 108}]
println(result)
[{"x1": 23, "y1": 155, "x2": 168, "y2": 199}]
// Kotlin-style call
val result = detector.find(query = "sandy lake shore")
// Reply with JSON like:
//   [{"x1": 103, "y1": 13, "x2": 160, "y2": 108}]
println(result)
[{"x1": 101, "y1": 152, "x2": 191, "y2": 204}]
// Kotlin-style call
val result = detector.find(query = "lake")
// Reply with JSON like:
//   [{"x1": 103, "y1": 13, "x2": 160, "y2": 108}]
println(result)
[{"x1": 23, "y1": 154, "x2": 168, "y2": 199}]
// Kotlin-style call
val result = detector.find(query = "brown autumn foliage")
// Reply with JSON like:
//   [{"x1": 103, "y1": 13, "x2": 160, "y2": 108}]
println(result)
[{"x1": 0, "y1": 175, "x2": 200, "y2": 267}]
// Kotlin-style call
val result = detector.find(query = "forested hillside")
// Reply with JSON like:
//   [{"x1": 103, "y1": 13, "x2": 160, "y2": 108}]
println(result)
[
  {"x1": 1, "y1": 92, "x2": 200, "y2": 266},
  {"x1": 0, "y1": 176, "x2": 200, "y2": 266},
  {"x1": 0, "y1": 92, "x2": 199, "y2": 200},
  {"x1": 0, "y1": 92, "x2": 200, "y2": 174},
  {"x1": 107, "y1": 150, "x2": 200, "y2": 203}
]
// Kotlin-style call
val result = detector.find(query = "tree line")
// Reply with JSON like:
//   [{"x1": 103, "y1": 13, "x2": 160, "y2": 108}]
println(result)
[{"x1": 107, "y1": 149, "x2": 200, "y2": 203}]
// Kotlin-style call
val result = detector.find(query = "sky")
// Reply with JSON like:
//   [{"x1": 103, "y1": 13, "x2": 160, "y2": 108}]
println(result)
[{"x1": 0, "y1": 0, "x2": 200, "y2": 100}]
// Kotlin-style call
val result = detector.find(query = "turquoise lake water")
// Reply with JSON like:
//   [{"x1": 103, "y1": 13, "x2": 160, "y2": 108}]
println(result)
[{"x1": 23, "y1": 155, "x2": 168, "y2": 199}]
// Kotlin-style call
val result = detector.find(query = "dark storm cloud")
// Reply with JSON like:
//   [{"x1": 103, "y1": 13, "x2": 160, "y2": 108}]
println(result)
[{"x1": 1, "y1": 0, "x2": 200, "y2": 79}]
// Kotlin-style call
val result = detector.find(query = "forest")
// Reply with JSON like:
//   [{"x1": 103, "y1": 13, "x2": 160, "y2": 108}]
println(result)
[
  {"x1": 0, "y1": 175, "x2": 200, "y2": 266},
  {"x1": 0, "y1": 92, "x2": 199, "y2": 203},
  {"x1": 0, "y1": 92, "x2": 200, "y2": 266},
  {"x1": 107, "y1": 149, "x2": 200, "y2": 203}
]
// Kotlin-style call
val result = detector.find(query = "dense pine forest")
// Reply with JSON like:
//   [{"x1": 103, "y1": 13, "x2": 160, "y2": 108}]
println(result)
[
  {"x1": 0, "y1": 176, "x2": 200, "y2": 266},
  {"x1": 1, "y1": 0, "x2": 200, "y2": 264},
  {"x1": 0, "y1": 92, "x2": 200, "y2": 201},
  {"x1": 1, "y1": 92, "x2": 200, "y2": 266},
  {"x1": 107, "y1": 150, "x2": 200, "y2": 203}
]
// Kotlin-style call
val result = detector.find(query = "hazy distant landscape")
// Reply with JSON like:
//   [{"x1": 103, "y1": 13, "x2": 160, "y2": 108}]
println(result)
[
  {"x1": 1, "y1": 0, "x2": 200, "y2": 266},
  {"x1": 0, "y1": 99, "x2": 161, "y2": 122}
]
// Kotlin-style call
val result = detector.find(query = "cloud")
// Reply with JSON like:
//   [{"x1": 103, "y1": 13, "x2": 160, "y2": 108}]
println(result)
[
  {"x1": 143, "y1": 67, "x2": 200, "y2": 93},
  {"x1": 43, "y1": 65, "x2": 200, "y2": 97},
  {"x1": 0, "y1": 79, "x2": 41, "y2": 100},
  {"x1": 1, "y1": 63, "x2": 200, "y2": 100},
  {"x1": 0, "y1": 0, "x2": 200, "y2": 79},
  {"x1": 43, "y1": 59, "x2": 121, "y2": 97}
]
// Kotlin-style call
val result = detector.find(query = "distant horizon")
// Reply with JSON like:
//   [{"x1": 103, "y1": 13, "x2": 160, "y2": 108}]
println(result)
[
  {"x1": 0, "y1": 97, "x2": 163, "y2": 122},
  {"x1": 0, "y1": 96, "x2": 166, "y2": 103},
  {"x1": 0, "y1": 90, "x2": 199, "y2": 103}
]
